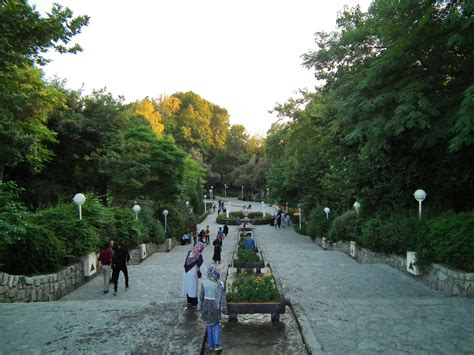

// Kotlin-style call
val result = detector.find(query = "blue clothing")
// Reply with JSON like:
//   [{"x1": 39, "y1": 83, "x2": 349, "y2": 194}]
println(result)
[{"x1": 243, "y1": 237, "x2": 255, "y2": 250}]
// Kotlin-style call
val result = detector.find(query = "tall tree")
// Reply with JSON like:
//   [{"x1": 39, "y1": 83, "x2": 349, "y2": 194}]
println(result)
[{"x1": 0, "y1": 0, "x2": 89, "y2": 181}]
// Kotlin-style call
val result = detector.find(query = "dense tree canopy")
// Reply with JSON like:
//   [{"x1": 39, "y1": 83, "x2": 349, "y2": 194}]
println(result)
[
  {"x1": 267, "y1": 0, "x2": 474, "y2": 216},
  {"x1": 0, "y1": 0, "x2": 89, "y2": 181}
]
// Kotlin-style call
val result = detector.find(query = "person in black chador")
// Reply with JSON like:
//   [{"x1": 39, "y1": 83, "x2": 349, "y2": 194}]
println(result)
[
  {"x1": 212, "y1": 234, "x2": 223, "y2": 264},
  {"x1": 112, "y1": 242, "x2": 130, "y2": 295},
  {"x1": 223, "y1": 223, "x2": 229, "y2": 238}
]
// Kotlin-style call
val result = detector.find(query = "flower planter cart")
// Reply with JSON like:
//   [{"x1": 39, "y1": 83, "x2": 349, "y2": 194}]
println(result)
[
  {"x1": 233, "y1": 259, "x2": 266, "y2": 274},
  {"x1": 227, "y1": 293, "x2": 286, "y2": 322}
]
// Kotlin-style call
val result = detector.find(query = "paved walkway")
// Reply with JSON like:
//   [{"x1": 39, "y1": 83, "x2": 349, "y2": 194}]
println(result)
[
  {"x1": 0, "y1": 197, "x2": 473, "y2": 354},
  {"x1": 257, "y1": 219, "x2": 474, "y2": 354}
]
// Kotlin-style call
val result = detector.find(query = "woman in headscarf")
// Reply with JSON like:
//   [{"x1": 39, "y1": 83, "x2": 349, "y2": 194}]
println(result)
[
  {"x1": 212, "y1": 234, "x2": 223, "y2": 264},
  {"x1": 198, "y1": 264, "x2": 226, "y2": 351},
  {"x1": 182, "y1": 242, "x2": 205, "y2": 308}
]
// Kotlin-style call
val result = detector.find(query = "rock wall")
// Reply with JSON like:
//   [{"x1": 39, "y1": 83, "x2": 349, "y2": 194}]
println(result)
[
  {"x1": 0, "y1": 242, "x2": 162, "y2": 303},
  {"x1": 317, "y1": 238, "x2": 474, "y2": 298}
]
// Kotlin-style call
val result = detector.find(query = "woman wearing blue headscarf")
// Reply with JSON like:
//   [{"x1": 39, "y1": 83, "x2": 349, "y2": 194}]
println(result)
[{"x1": 198, "y1": 264, "x2": 227, "y2": 352}]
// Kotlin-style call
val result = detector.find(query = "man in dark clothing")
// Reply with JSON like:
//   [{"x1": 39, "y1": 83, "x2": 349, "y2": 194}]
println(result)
[{"x1": 112, "y1": 242, "x2": 130, "y2": 295}]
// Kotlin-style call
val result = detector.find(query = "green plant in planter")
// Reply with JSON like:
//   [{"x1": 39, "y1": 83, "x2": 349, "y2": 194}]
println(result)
[
  {"x1": 227, "y1": 274, "x2": 280, "y2": 303},
  {"x1": 236, "y1": 248, "x2": 261, "y2": 262}
]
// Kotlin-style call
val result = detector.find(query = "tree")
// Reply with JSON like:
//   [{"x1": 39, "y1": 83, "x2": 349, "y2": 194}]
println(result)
[{"x1": 0, "y1": 0, "x2": 89, "y2": 181}]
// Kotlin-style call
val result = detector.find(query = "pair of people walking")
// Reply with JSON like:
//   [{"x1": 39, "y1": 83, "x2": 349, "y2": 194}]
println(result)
[
  {"x1": 181, "y1": 243, "x2": 226, "y2": 351},
  {"x1": 98, "y1": 241, "x2": 130, "y2": 295}
]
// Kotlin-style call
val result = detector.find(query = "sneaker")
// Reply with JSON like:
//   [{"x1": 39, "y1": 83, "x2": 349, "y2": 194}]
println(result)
[
  {"x1": 214, "y1": 345, "x2": 222, "y2": 351},
  {"x1": 208, "y1": 347, "x2": 214, "y2": 352},
  {"x1": 113, "y1": 291, "x2": 117, "y2": 295},
  {"x1": 104, "y1": 290, "x2": 109, "y2": 294}
]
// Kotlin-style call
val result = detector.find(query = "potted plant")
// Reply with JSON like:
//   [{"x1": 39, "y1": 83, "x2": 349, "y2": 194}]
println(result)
[
  {"x1": 233, "y1": 238, "x2": 265, "y2": 273},
  {"x1": 226, "y1": 273, "x2": 285, "y2": 322}
]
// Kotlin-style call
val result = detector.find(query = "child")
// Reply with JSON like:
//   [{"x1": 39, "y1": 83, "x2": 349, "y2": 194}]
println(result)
[{"x1": 198, "y1": 264, "x2": 226, "y2": 352}]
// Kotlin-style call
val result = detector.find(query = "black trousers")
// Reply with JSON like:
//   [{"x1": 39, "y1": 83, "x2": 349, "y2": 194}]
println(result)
[
  {"x1": 112, "y1": 266, "x2": 129, "y2": 291},
  {"x1": 187, "y1": 295, "x2": 198, "y2": 307}
]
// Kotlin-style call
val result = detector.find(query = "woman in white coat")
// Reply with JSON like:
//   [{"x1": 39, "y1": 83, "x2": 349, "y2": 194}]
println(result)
[{"x1": 182, "y1": 242, "x2": 205, "y2": 308}]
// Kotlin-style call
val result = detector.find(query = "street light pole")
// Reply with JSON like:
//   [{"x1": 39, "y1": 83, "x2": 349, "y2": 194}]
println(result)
[
  {"x1": 162, "y1": 209, "x2": 169, "y2": 234},
  {"x1": 261, "y1": 201, "x2": 265, "y2": 217},
  {"x1": 132, "y1": 203, "x2": 141, "y2": 220},
  {"x1": 353, "y1": 201, "x2": 361, "y2": 215},
  {"x1": 73, "y1": 193, "x2": 86, "y2": 220},
  {"x1": 413, "y1": 189, "x2": 427, "y2": 220},
  {"x1": 204, "y1": 194, "x2": 207, "y2": 211},
  {"x1": 324, "y1": 207, "x2": 330, "y2": 220},
  {"x1": 298, "y1": 204, "x2": 302, "y2": 230},
  {"x1": 241, "y1": 185, "x2": 244, "y2": 200},
  {"x1": 224, "y1": 184, "x2": 227, "y2": 197},
  {"x1": 211, "y1": 186, "x2": 214, "y2": 200}
]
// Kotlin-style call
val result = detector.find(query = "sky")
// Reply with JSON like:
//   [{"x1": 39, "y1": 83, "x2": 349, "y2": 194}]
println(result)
[{"x1": 30, "y1": 0, "x2": 372, "y2": 136}]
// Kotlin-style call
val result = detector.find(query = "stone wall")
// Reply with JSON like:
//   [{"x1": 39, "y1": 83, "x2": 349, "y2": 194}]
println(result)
[
  {"x1": 316, "y1": 238, "x2": 474, "y2": 298},
  {"x1": 0, "y1": 242, "x2": 163, "y2": 303},
  {"x1": 0, "y1": 263, "x2": 84, "y2": 303}
]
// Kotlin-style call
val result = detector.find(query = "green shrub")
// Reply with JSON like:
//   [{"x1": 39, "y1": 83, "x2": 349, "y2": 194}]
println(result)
[
  {"x1": 306, "y1": 207, "x2": 332, "y2": 240},
  {"x1": 360, "y1": 214, "x2": 421, "y2": 255},
  {"x1": 0, "y1": 182, "x2": 30, "y2": 251},
  {"x1": 216, "y1": 212, "x2": 272, "y2": 225},
  {"x1": 80, "y1": 197, "x2": 116, "y2": 245},
  {"x1": 140, "y1": 206, "x2": 165, "y2": 245},
  {"x1": 328, "y1": 210, "x2": 360, "y2": 243},
  {"x1": 236, "y1": 248, "x2": 261, "y2": 262},
  {"x1": 33, "y1": 204, "x2": 100, "y2": 262},
  {"x1": 423, "y1": 211, "x2": 474, "y2": 272},
  {"x1": 5, "y1": 223, "x2": 66, "y2": 275},
  {"x1": 110, "y1": 207, "x2": 146, "y2": 250},
  {"x1": 156, "y1": 205, "x2": 191, "y2": 240}
]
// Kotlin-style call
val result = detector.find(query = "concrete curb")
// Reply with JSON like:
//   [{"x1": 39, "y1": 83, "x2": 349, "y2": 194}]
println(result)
[{"x1": 288, "y1": 301, "x2": 323, "y2": 354}]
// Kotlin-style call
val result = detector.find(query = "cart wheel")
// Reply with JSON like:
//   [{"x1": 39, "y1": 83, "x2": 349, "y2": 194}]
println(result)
[{"x1": 271, "y1": 313, "x2": 280, "y2": 322}]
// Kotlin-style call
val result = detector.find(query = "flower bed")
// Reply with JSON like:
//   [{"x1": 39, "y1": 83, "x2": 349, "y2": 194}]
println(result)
[{"x1": 226, "y1": 274, "x2": 285, "y2": 322}]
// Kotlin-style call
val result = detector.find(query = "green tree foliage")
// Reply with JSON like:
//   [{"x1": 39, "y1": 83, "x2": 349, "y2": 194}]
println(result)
[
  {"x1": 0, "y1": 0, "x2": 88, "y2": 181},
  {"x1": 267, "y1": 0, "x2": 474, "y2": 218}
]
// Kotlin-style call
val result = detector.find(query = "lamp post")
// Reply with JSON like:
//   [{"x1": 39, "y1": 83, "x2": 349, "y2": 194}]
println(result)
[
  {"x1": 241, "y1": 185, "x2": 244, "y2": 200},
  {"x1": 324, "y1": 207, "x2": 330, "y2": 220},
  {"x1": 266, "y1": 187, "x2": 269, "y2": 198},
  {"x1": 224, "y1": 184, "x2": 228, "y2": 197},
  {"x1": 413, "y1": 189, "x2": 427, "y2": 220},
  {"x1": 285, "y1": 202, "x2": 288, "y2": 214},
  {"x1": 132, "y1": 203, "x2": 141, "y2": 220},
  {"x1": 226, "y1": 201, "x2": 230, "y2": 218},
  {"x1": 204, "y1": 194, "x2": 207, "y2": 211},
  {"x1": 261, "y1": 201, "x2": 265, "y2": 217},
  {"x1": 73, "y1": 193, "x2": 86, "y2": 220},
  {"x1": 298, "y1": 204, "x2": 302, "y2": 230},
  {"x1": 210, "y1": 186, "x2": 214, "y2": 200},
  {"x1": 353, "y1": 201, "x2": 361, "y2": 215},
  {"x1": 162, "y1": 209, "x2": 169, "y2": 234}
]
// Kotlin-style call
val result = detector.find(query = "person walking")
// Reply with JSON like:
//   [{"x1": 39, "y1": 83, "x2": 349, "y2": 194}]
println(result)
[
  {"x1": 198, "y1": 264, "x2": 226, "y2": 352},
  {"x1": 112, "y1": 242, "x2": 130, "y2": 295},
  {"x1": 223, "y1": 223, "x2": 229, "y2": 238},
  {"x1": 182, "y1": 243, "x2": 205, "y2": 308},
  {"x1": 98, "y1": 242, "x2": 113, "y2": 294},
  {"x1": 212, "y1": 235, "x2": 223, "y2": 264},
  {"x1": 276, "y1": 210, "x2": 282, "y2": 228},
  {"x1": 205, "y1": 225, "x2": 211, "y2": 246}
]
